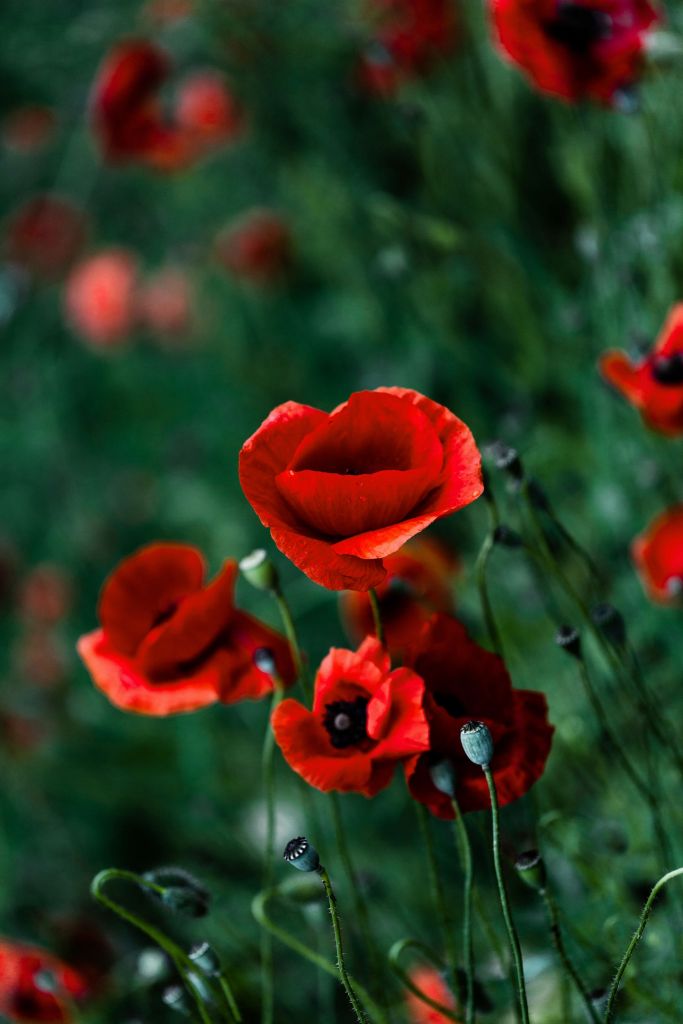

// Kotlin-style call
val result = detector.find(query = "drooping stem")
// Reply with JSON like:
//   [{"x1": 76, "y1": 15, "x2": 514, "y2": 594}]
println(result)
[
  {"x1": 541, "y1": 888, "x2": 600, "y2": 1024},
  {"x1": 318, "y1": 865, "x2": 371, "y2": 1024},
  {"x1": 261, "y1": 678, "x2": 284, "y2": 1024},
  {"x1": 482, "y1": 769, "x2": 530, "y2": 1024},
  {"x1": 414, "y1": 801, "x2": 458, "y2": 998},
  {"x1": 451, "y1": 795, "x2": 475, "y2": 1024},
  {"x1": 605, "y1": 867, "x2": 683, "y2": 1022},
  {"x1": 368, "y1": 588, "x2": 385, "y2": 646}
]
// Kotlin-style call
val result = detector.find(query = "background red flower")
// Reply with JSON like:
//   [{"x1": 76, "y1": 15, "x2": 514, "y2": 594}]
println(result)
[
  {"x1": 405, "y1": 965, "x2": 459, "y2": 1023},
  {"x1": 0, "y1": 941, "x2": 88, "y2": 1023},
  {"x1": 359, "y1": 0, "x2": 459, "y2": 95},
  {"x1": 632, "y1": 505, "x2": 683, "y2": 603},
  {"x1": 64, "y1": 249, "x2": 138, "y2": 349},
  {"x1": 5, "y1": 196, "x2": 87, "y2": 281},
  {"x1": 215, "y1": 208, "x2": 292, "y2": 285}
]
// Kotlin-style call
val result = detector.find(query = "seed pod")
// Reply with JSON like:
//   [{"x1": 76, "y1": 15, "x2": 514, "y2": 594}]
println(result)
[
  {"x1": 239, "y1": 548, "x2": 279, "y2": 591},
  {"x1": 283, "y1": 836, "x2": 320, "y2": 873},
  {"x1": 555, "y1": 625, "x2": 581, "y2": 659},
  {"x1": 188, "y1": 942, "x2": 221, "y2": 977},
  {"x1": 514, "y1": 849, "x2": 547, "y2": 891},
  {"x1": 429, "y1": 757, "x2": 457, "y2": 797},
  {"x1": 460, "y1": 721, "x2": 494, "y2": 767}
]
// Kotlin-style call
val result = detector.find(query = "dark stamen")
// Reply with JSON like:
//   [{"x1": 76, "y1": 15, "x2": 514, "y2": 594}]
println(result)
[
  {"x1": 323, "y1": 697, "x2": 369, "y2": 749},
  {"x1": 652, "y1": 353, "x2": 683, "y2": 385},
  {"x1": 546, "y1": 3, "x2": 611, "y2": 53}
]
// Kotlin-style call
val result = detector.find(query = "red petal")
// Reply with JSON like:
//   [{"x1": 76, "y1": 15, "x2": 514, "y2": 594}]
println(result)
[
  {"x1": 312, "y1": 644, "x2": 385, "y2": 715},
  {"x1": 632, "y1": 505, "x2": 683, "y2": 603},
  {"x1": 367, "y1": 667, "x2": 430, "y2": 759},
  {"x1": 599, "y1": 350, "x2": 644, "y2": 405},
  {"x1": 271, "y1": 700, "x2": 373, "y2": 792},
  {"x1": 270, "y1": 526, "x2": 386, "y2": 591},
  {"x1": 657, "y1": 304, "x2": 683, "y2": 356},
  {"x1": 223, "y1": 609, "x2": 296, "y2": 700}
]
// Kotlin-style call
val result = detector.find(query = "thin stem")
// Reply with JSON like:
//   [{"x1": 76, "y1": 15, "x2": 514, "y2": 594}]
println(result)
[
  {"x1": 319, "y1": 866, "x2": 371, "y2": 1024},
  {"x1": 451, "y1": 796, "x2": 474, "y2": 1024},
  {"x1": 541, "y1": 889, "x2": 600, "y2": 1024},
  {"x1": 474, "y1": 531, "x2": 504, "y2": 657},
  {"x1": 368, "y1": 588, "x2": 385, "y2": 646},
  {"x1": 414, "y1": 801, "x2": 458, "y2": 997},
  {"x1": 261, "y1": 679, "x2": 284, "y2": 1024},
  {"x1": 387, "y1": 939, "x2": 459, "y2": 1022},
  {"x1": 482, "y1": 768, "x2": 530, "y2": 1024},
  {"x1": 273, "y1": 584, "x2": 310, "y2": 700},
  {"x1": 218, "y1": 976, "x2": 242, "y2": 1023},
  {"x1": 605, "y1": 867, "x2": 683, "y2": 1022}
]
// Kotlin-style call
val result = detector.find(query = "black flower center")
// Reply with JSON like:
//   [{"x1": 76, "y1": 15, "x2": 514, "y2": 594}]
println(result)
[
  {"x1": 433, "y1": 691, "x2": 467, "y2": 718},
  {"x1": 546, "y1": 3, "x2": 611, "y2": 53},
  {"x1": 323, "y1": 697, "x2": 369, "y2": 749},
  {"x1": 652, "y1": 353, "x2": 683, "y2": 385}
]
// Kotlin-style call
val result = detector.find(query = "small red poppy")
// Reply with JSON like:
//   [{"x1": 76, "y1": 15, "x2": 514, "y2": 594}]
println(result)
[
  {"x1": 64, "y1": 249, "x2": 138, "y2": 349},
  {"x1": 340, "y1": 537, "x2": 459, "y2": 659},
  {"x1": 5, "y1": 195, "x2": 87, "y2": 281},
  {"x1": 405, "y1": 965, "x2": 459, "y2": 1024},
  {"x1": 77, "y1": 543, "x2": 294, "y2": 715},
  {"x1": 490, "y1": 0, "x2": 660, "y2": 105},
  {"x1": 600, "y1": 305, "x2": 683, "y2": 435},
  {"x1": 271, "y1": 637, "x2": 430, "y2": 796},
  {"x1": 403, "y1": 614, "x2": 553, "y2": 818},
  {"x1": 0, "y1": 940, "x2": 88, "y2": 1023},
  {"x1": 239, "y1": 388, "x2": 483, "y2": 592},
  {"x1": 175, "y1": 71, "x2": 244, "y2": 148},
  {"x1": 215, "y1": 209, "x2": 292, "y2": 285},
  {"x1": 631, "y1": 505, "x2": 683, "y2": 604},
  {"x1": 359, "y1": 0, "x2": 459, "y2": 94}
]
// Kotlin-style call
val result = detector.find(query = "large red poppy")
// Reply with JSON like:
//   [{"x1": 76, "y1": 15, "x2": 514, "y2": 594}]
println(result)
[
  {"x1": 77, "y1": 543, "x2": 294, "y2": 715},
  {"x1": 600, "y1": 305, "x2": 683, "y2": 435},
  {"x1": 239, "y1": 388, "x2": 483, "y2": 592},
  {"x1": 404, "y1": 614, "x2": 553, "y2": 818},
  {"x1": 340, "y1": 537, "x2": 459, "y2": 659},
  {"x1": 632, "y1": 505, "x2": 683, "y2": 604},
  {"x1": 405, "y1": 965, "x2": 459, "y2": 1024},
  {"x1": 490, "y1": 0, "x2": 660, "y2": 105},
  {"x1": 271, "y1": 637, "x2": 430, "y2": 796},
  {"x1": 0, "y1": 941, "x2": 88, "y2": 1023},
  {"x1": 359, "y1": 0, "x2": 459, "y2": 95}
]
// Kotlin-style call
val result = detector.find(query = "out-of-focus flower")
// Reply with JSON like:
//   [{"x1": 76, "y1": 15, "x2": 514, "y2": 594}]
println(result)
[
  {"x1": 47, "y1": 918, "x2": 114, "y2": 994},
  {"x1": 340, "y1": 537, "x2": 459, "y2": 658},
  {"x1": 5, "y1": 196, "x2": 87, "y2": 281},
  {"x1": 632, "y1": 505, "x2": 683, "y2": 604},
  {"x1": 143, "y1": 0, "x2": 193, "y2": 25},
  {"x1": 77, "y1": 543, "x2": 295, "y2": 715},
  {"x1": 3, "y1": 107, "x2": 56, "y2": 154},
  {"x1": 239, "y1": 388, "x2": 482, "y2": 591},
  {"x1": 404, "y1": 614, "x2": 554, "y2": 818},
  {"x1": 600, "y1": 305, "x2": 683, "y2": 435},
  {"x1": 359, "y1": 0, "x2": 459, "y2": 94},
  {"x1": 64, "y1": 249, "x2": 138, "y2": 349},
  {"x1": 13, "y1": 630, "x2": 67, "y2": 689},
  {"x1": 19, "y1": 564, "x2": 73, "y2": 625},
  {"x1": 0, "y1": 940, "x2": 88, "y2": 1022},
  {"x1": 272, "y1": 637, "x2": 430, "y2": 795},
  {"x1": 138, "y1": 266, "x2": 194, "y2": 344},
  {"x1": 215, "y1": 209, "x2": 292, "y2": 285},
  {"x1": 405, "y1": 965, "x2": 459, "y2": 1023},
  {"x1": 0, "y1": 712, "x2": 47, "y2": 755},
  {"x1": 490, "y1": 0, "x2": 660, "y2": 106},
  {"x1": 176, "y1": 71, "x2": 244, "y2": 148}
]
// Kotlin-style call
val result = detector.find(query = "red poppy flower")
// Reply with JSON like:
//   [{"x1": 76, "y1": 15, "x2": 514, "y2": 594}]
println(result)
[
  {"x1": 631, "y1": 505, "x2": 683, "y2": 604},
  {"x1": 359, "y1": 0, "x2": 459, "y2": 94},
  {"x1": 239, "y1": 388, "x2": 483, "y2": 592},
  {"x1": 340, "y1": 537, "x2": 459, "y2": 658},
  {"x1": 403, "y1": 614, "x2": 553, "y2": 818},
  {"x1": 0, "y1": 941, "x2": 88, "y2": 1023},
  {"x1": 490, "y1": 0, "x2": 660, "y2": 105},
  {"x1": 77, "y1": 543, "x2": 294, "y2": 715},
  {"x1": 405, "y1": 965, "x2": 459, "y2": 1024},
  {"x1": 64, "y1": 249, "x2": 138, "y2": 349},
  {"x1": 600, "y1": 305, "x2": 683, "y2": 435},
  {"x1": 138, "y1": 266, "x2": 194, "y2": 344},
  {"x1": 271, "y1": 637, "x2": 430, "y2": 795},
  {"x1": 5, "y1": 195, "x2": 87, "y2": 281},
  {"x1": 215, "y1": 209, "x2": 291, "y2": 285},
  {"x1": 176, "y1": 71, "x2": 243, "y2": 148}
]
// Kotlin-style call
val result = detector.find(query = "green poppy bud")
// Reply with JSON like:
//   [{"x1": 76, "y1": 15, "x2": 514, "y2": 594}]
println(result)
[
  {"x1": 143, "y1": 867, "x2": 210, "y2": 918},
  {"x1": 188, "y1": 942, "x2": 221, "y2": 977},
  {"x1": 239, "y1": 549, "x2": 279, "y2": 591},
  {"x1": 460, "y1": 721, "x2": 494, "y2": 767},
  {"x1": 429, "y1": 757, "x2": 457, "y2": 797},
  {"x1": 283, "y1": 836, "x2": 320, "y2": 873},
  {"x1": 486, "y1": 441, "x2": 524, "y2": 481},
  {"x1": 162, "y1": 986, "x2": 192, "y2": 1016},
  {"x1": 514, "y1": 849, "x2": 547, "y2": 891},
  {"x1": 555, "y1": 625, "x2": 581, "y2": 659},
  {"x1": 252, "y1": 646, "x2": 277, "y2": 676},
  {"x1": 591, "y1": 603, "x2": 626, "y2": 648}
]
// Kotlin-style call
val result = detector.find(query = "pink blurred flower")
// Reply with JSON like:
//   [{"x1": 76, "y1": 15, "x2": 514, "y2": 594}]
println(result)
[
  {"x1": 139, "y1": 266, "x2": 194, "y2": 344},
  {"x1": 65, "y1": 249, "x2": 138, "y2": 349},
  {"x1": 176, "y1": 71, "x2": 244, "y2": 148}
]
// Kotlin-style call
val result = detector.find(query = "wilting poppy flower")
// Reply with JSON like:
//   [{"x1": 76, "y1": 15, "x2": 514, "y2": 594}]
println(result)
[
  {"x1": 138, "y1": 266, "x2": 194, "y2": 343},
  {"x1": 239, "y1": 388, "x2": 483, "y2": 591},
  {"x1": 19, "y1": 564, "x2": 73, "y2": 625},
  {"x1": 215, "y1": 209, "x2": 292, "y2": 285},
  {"x1": 0, "y1": 940, "x2": 88, "y2": 1022},
  {"x1": 271, "y1": 637, "x2": 430, "y2": 795},
  {"x1": 5, "y1": 195, "x2": 87, "y2": 281},
  {"x1": 64, "y1": 249, "x2": 138, "y2": 349},
  {"x1": 340, "y1": 537, "x2": 458, "y2": 658},
  {"x1": 632, "y1": 505, "x2": 683, "y2": 604},
  {"x1": 176, "y1": 71, "x2": 243, "y2": 147},
  {"x1": 77, "y1": 543, "x2": 294, "y2": 715},
  {"x1": 490, "y1": 0, "x2": 660, "y2": 105},
  {"x1": 359, "y1": 0, "x2": 459, "y2": 94},
  {"x1": 404, "y1": 614, "x2": 553, "y2": 818},
  {"x1": 600, "y1": 305, "x2": 683, "y2": 435},
  {"x1": 3, "y1": 106, "x2": 56, "y2": 153},
  {"x1": 405, "y1": 965, "x2": 458, "y2": 1024}
]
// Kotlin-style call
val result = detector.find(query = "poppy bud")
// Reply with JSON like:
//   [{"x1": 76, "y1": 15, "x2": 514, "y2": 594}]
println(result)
[
  {"x1": 143, "y1": 867, "x2": 210, "y2": 917},
  {"x1": 278, "y1": 874, "x2": 326, "y2": 904},
  {"x1": 591, "y1": 603, "x2": 626, "y2": 647},
  {"x1": 514, "y1": 849, "x2": 546, "y2": 891},
  {"x1": 589, "y1": 988, "x2": 609, "y2": 1013},
  {"x1": 493, "y1": 525, "x2": 523, "y2": 548},
  {"x1": 188, "y1": 942, "x2": 221, "y2": 977},
  {"x1": 460, "y1": 721, "x2": 494, "y2": 767},
  {"x1": 486, "y1": 441, "x2": 524, "y2": 481},
  {"x1": 283, "y1": 836, "x2": 320, "y2": 873},
  {"x1": 555, "y1": 625, "x2": 582, "y2": 659},
  {"x1": 429, "y1": 757, "x2": 457, "y2": 797},
  {"x1": 253, "y1": 646, "x2": 276, "y2": 676},
  {"x1": 33, "y1": 969, "x2": 58, "y2": 993},
  {"x1": 239, "y1": 548, "x2": 279, "y2": 591},
  {"x1": 162, "y1": 985, "x2": 192, "y2": 1016}
]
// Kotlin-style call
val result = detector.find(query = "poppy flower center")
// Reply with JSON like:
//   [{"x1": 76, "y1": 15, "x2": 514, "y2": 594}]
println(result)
[
  {"x1": 323, "y1": 697, "x2": 369, "y2": 748},
  {"x1": 151, "y1": 600, "x2": 179, "y2": 629},
  {"x1": 546, "y1": 3, "x2": 611, "y2": 53},
  {"x1": 433, "y1": 691, "x2": 467, "y2": 718},
  {"x1": 652, "y1": 353, "x2": 683, "y2": 385}
]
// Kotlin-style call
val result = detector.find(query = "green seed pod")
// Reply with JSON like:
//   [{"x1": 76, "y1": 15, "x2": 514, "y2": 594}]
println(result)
[
  {"x1": 486, "y1": 441, "x2": 524, "y2": 481},
  {"x1": 188, "y1": 942, "x2": 221, "y2": 977},
  {"x1": 514, "y1": 849, "x2": 547, "y2": 891},
  {"x1": 143, "y1": 867, "x2": 210, "y2": 918},
  {"x1": 239, "y1": 549, "x2": 279, "y2": 592},
  {"x1": 555, "y1": 625, "x2": 581, "y2": 659},
  {"x1": 283, "y1": 836, "x2": 320, "y2": 873},
  {"x1": 429, "y1": 757, "x2": 457, "y2": 797},
  {"x1": 591, "y1": 603, "x2": 626, "y2": 648},
  {"x1": 162, "y1": 986, "x2": 192, "y2": 1016},
  {"x1": 460, "y1": 721, "x2": 494, "y2": 767}
]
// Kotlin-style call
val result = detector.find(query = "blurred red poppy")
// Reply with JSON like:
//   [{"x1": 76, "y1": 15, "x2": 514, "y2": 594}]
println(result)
[
  {"x1": 64, "y1": 249, "x2": 138, "y2": 349},
  {"x1": 404, "y1": 614, "x2": 553, "y2": 818},
  {"x1": 0, "y1": 941, "x2": 88, "y2": 1023},
  {"x1": 340, "y1": 537, "x2": 459, "y2": 658},
  {"x1": 3, "y1": 106, "x2": 56, "y2": 154},
  {"x1": 272, "y1": 637, "x2": 430, "y2": 795},
  {"x1": 14, "y1": 630, "x2": 67, "y2": 689},
  {"x1": 77, "y1": 543, "x2": 294, "y2": 715},
  {"x1": 19, "y1": 564, "x2": 73, "y2": 625},
  {"x1": 5, "y1": 196, "x2": 87, "y2": 281},
  {"x1": 359, "y1": 0, "x2": 459, "y2": 94},
  {"x1": 176, "y1": 71, "x2": 244, "y2": 148},
  {"x1": 600, "y1": 305, "x2": 683, "y2": 435},
  {"x1": 632, "y1": 505, "x2": 683, "y2": 604},
  {"x1": 490, "y1": 0, "x2": 660, "y2": 105},
  {"x1": 138, "y1": 265, "x2": 194, "y2": 343},
  {"x1": 239, "y1": 388, "x2": 482, "y2": 591},
  {"x1": 405, "y1": 965, "x2": 458, "y2": 1023},
  {"x1": 215, "y1": 209, "x2": 292, "y2": 285}
]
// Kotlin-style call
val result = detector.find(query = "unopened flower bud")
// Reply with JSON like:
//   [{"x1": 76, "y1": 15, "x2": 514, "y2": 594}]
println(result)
[
  {"x1": 555, "y1": 625, "x2": 581, "y2": 659},
  {"x1": 486, "y1": 441, "x2": 524, "y2": 481},
  {"x1": 239, "y1": 549, "x2": 279, "y2": 591},
  {"x1": 429, "y1": 757, "x2": 457, "y2": 797},
  {"x1": 493, "y1": 525, "x2": 523, "y2": 548},
  {"x1": 143, "y1": 867, "x2": 210, "y2": 918},
  {"x1": 460, "y1": 721, "x2": 494, "y2": 767},
  {"x1": 162, "y1": 986, "x2": 192, "y2": 1016},
  {"x1": 591, "y1": 603, "x2": 626, "y2": 647},
  {"x1": 278, "y1": 874, "x2": 326, "y2": 904},
  {"x1": 188, "y1": 942, "x2": 221, "y2": 977},
  {"x1": 253, "y1": 646, "x2": 276, "y2": 675},
  {"x1": 514, "y1": 849, "x2": 546, "y2": 891},
  {"x1": 33, "y1": 970, "x2": 58, "y2": 994},
  {"x1": 283, "y1": 836, "x2": 320, "y2": 873}
]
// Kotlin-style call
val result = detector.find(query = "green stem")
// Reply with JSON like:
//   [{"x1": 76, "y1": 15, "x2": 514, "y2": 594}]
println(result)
[
  {"x1": 218, "y1": 976, "x2": 242, "y2": 1023},
  {"x1": 482, "y1": 769, "x2": 530, "y2": 1024},
  {"x1": 541, "y1": 889, "x2": 600, "y2": 1024},
  {"x1": 368, "y1": 588, "x2": 385, "y2": 646},
  {"x1": 261, "y1": 679, "x2": 284, "y2": 1024},
  {"x1": 387, "y1": 939, "x2": 459, "y2": 1022},
  {"x1": 451, "y1": 796, "x2": 475, "y2": 1024},
  {"x1": 319, "y1": 865, "x2": 371, "y2": 1024},
  {"x1": 273, "y1": 584, "x2": 310, "y2": 700},
  {"x1": 474, "y1": 531, "x2": 504, "y2": 657},
  {"x1": 414, "y1": 801, "x2": 458, "y2": 997},
  {"x1": 605, "y1": 867, "x2": 683, "y2": 1022}
]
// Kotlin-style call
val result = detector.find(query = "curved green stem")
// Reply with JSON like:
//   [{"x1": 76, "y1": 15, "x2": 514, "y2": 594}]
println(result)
[
  {"x1": 319, "y1": 865, "x2": 371, "y2": 1024},
  {"x1": 541, "y1": 889, "x2": 600, "y2": 1024},
  {"x1": 368, "y1": 588, "x2": 385, "y2": 646},
  {"x1": 387, "y1": 939, "x2": 459, "y2": 1022},
  {"x1": 482, "y1": 769, "x2": 530, "y2": 1024},
  {"x1": 451, "y1": 796, "x2": 475, "y2": 1024},
  {"x1": 605, "y1": 867, "x2": 683, "y2": 1022},
  {"x1": 414, "y1": 802, "x2": 458, "y2": 997},
  {"x1": 261, "y1": 679, "x2": 284, "y2": 1024}
]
